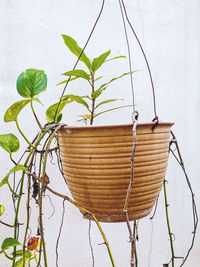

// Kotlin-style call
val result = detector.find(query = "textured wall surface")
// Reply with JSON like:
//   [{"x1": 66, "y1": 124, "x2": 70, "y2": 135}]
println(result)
[{"x1": 0, "y1": 0, "x2": 199, "y2": 266}]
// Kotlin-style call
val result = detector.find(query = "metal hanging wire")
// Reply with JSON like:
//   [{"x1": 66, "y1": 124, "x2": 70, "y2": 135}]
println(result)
[
  {"x1": 118, "y1": 0, "x2": 136, "y2": 115},
  {"x1": 55, "y1": 0, "x2": 159, "y2": 124},
  {"x1": 118, "y1": 1, "x2": 162, "y2": 266},
  {"x1": 119, "y1": 1, "x2": 139, "y2": 266},
  {"x1": 54, "y1": 0, "x2": 106, "y2": 121},
  {"x1": 52, "y1": 1, "x2": 197, "y2": 266},
  {"x1": 119, "y1": 0, "x2": 159, "y2": 126}
]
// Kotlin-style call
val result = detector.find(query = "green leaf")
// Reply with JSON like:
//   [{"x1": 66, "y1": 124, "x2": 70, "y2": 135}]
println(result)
[
  {"x1": 81, "y1": 95, "x2": 91, "y2": 100},
  {"x1": 10, "y1": 165, "x2": 29, "y2": 173},
  {"x1": 4, "y1": 100, "x2": 31, "y2": 122},
  {"x1": 13, "y1": 252, "x2": 33, "y2": 267},
  {"x1": 0, "y1": 134, "x2": 19, "y2": 153},
  {"x1": 46, "y1": 99, "x2": 72, "y2": 122},
  {"x1": 91, "y1": 87, "x2": 107, "y2": 100},
  {"x1": 94, "y1": 105, "x2": 133, "y2": 118},
  {"x1": 56, "y1": 77, "x2": 79, "y2": 86},
  {"x1": 92, "y1": 50, "x2": 111, "y2": 72},
  {"x1": 62, "y1": 94, "x2": 89, "y2": 110},
  {"x1": 0, "y1": 165, "x2": 29, "y2": 188},
  {"x1": 95, "y1": 76, "x2": 103, "y2": 81},
  {"x1": 62, "y1": 69, "x2": 90, "y2": 81},
  {"x1": 0, "y1": 205, "x2": 5, "y2": 216},
  {"x1": 17, "y1": 69, "x2": 47, "y2": 98},
  {"x1": 98, "y1": 71, "x2": 136, "y2": 90},
  {"x1": 95, "y1": 99, "x2": 123, "y2": 109},
  {"x1": 1, "y1": 238, "x2": 21, "y2": 250},
  {"x1": 61, "y1": 35, "x2": 91, "y2": 70},
  {"x1": 33, "y1": 98, "x2": 43, "y2": 105},
  {"x1": 12, "y1": 249, "x2": 32, "y2": 258},
  {"x1": 0, "y1": 176, "x2": 9, "y2": 187},
  {"x1": 77, "y1": 114, "x2": 91, "y2": 124},
  {"x1": 105, "y1": 55, "x2": 126, "y2": 62},
  {"x1": 14, "y1": 258, "x2": 23, "y2": 267},
  {"x1": 56, "y1": 113, "x2": 63, "y2": 123},
  {"x1": 82, "y1": 114, "x2": 91, "y2": 120}
]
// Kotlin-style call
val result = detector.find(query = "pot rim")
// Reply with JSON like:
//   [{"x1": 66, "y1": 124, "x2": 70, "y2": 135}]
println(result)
[{"x1": 59, "y1": 121, "x2": 174, "y2": 130}]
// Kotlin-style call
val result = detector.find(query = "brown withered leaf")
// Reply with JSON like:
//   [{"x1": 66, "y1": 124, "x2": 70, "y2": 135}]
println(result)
[{"x1": 27, "y1": 237, "x2": 39, "y2": 251}]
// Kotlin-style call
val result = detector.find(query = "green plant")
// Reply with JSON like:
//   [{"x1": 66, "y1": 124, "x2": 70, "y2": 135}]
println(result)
[{"x1": 46, "y1": 34, "x2": 134, "y2": 125}]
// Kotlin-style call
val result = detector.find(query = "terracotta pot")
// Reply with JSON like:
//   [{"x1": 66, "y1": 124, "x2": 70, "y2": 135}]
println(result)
[{"x1": 58, "y1": 122, "x2": 173, "y2": 222}]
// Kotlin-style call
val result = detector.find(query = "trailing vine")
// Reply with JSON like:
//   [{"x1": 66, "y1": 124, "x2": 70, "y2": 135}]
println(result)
[{"x1": 0, "y1": 65, "x2": 120, "y2": 266}]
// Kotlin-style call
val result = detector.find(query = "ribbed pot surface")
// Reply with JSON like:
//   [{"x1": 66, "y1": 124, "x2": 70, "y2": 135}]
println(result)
[{"x1": 58, "y1": 122, "x2": 173, "y2": 222}]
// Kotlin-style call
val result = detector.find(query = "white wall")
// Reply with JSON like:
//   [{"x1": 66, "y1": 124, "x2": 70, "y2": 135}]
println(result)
[{"x1": 0, "y1": 0, "x2": 199, "y2": 266}]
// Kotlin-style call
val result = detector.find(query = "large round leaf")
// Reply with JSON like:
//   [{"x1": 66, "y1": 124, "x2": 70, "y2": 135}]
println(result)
[
  {"x1": 4, "y1": 100, "x2": 31, "y2": 122},
  {"x1": 17, "y1": 69, "x2": 47, "y2": 98},
  {"x1": 1, "y1": 237, "x2": 21, "y2": 250},
  {"x1": 0, "y1": 134, "x2": 19, "y2": 153}
]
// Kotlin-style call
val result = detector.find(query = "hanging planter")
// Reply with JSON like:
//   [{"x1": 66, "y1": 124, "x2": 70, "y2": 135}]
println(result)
[
  {"x1": 58, "y1": 122, "x2": 173, "y2": 222},
  {"x1": 49, "y1": 9, "x2": 176, "y2": 223}
]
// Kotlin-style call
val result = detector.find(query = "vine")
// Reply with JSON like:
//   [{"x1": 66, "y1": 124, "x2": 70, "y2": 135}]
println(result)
[{"x1": 0, "y1": 65, "x2": 120, "y2": 266}]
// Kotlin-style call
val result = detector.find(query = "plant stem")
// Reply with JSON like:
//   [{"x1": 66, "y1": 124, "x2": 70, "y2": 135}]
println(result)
[
  {"x1": 16, "y1": 119, "x2": 35, "y2": 148},
  {"x1": 0, "y1": 220, "x2": 15, "y2": 228},
  {"x1": 37, "y1": 157, "x2": 44, "y2": 267},
  {"x1": 30, "y1": 172, "x2": 116, "y2": 267},
  {"x1": 13, "y1": 153, "x2": 33, "y2": 267},
  {"x1": 31, "y1": 100, "x2": 43, "y2": 130},
  {"x1": 56, "y1": 199, "x2": 66, "y2": 267},
  {"x1": 7, "y1": 182, "x2": 20, "y2": 198},
  {"x1": 22, "y1": 174, "x2": 31, "y2": 265},
  {"x1": 38, "y1": 131, "x2": 56, "y2": 267},
  {"x1": 92, "y1": 216, "x2": 115, "y2": 267},
  {"x1": 90, "y1": 72, "x2": 95, "y2": 125},
  {"x1": 38, "y1": 190, "x2": 48, "y2": 267},
  {"x1": 133, "y1": 221, "x2": 138, "y2": 266},
  {"x1": 169, "y1": 131, "x2": 198, "y2": 266},
  {"x1": 12, "y1": 127, "x2": 54, "y2": 266},
  {"x1": 123, "y1": 117, "x2": 138, "y2": 267},
  {"x1": 37, "y1": 135, "x2": 52, "y2": 267},
  {"x1": 88, "y1": 220, "x2": 95, "y2": 267},
  {"x1": 10, "y1": 154, "x2": 17, "y2": 165},
  {"x1": 23, "y1": 151, "x2": 35, "y2": 265},
  {"x1": 2, "y1": 250, "x2": 14, "y2": 260},
  {"x1": 163, "y1": 180, "x2": 175, "y2": 267}
]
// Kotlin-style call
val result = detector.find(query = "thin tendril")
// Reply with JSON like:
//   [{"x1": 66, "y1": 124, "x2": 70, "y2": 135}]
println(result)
[{"x1": 56, "y1": 199, "x2": 66, "y2": 267}]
